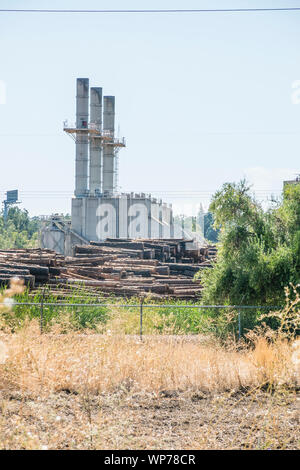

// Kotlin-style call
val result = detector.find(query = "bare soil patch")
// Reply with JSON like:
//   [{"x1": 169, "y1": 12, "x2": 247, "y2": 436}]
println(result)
[{"x1": 0, "y1": 388, "x2": 298, "y2": 450}]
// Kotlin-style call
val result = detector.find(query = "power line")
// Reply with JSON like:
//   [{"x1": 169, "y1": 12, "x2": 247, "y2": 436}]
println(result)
[
  {"x1": 0, "y1": 8, "x2": 300, "y2": 14},
  {"x1": 0, "y1": 189, "x2": 284, "y2": 193},
  {"x1": 1, "y1": 131, "x2": 300, "y2": 137},
  {"x1": 0, "y1": 190, "x2": 284, "y2": 198}
]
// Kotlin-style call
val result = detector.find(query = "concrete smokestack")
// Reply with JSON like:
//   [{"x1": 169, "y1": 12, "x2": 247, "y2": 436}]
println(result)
[
  {"x1": 75, "y1": 78, "x2": 89, "y2": 197},
  {"x1": 89, "y1": 87, "x2": 102, "y2": 194},
  {"x1": 102, "y1": 96, "x2": 115, "y2": 194}
]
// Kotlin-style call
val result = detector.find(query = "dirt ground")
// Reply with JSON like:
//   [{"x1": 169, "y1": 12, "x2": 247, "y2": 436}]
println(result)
[{"x1": 0, "y1": 388, "x2": 299, "y2": 450}]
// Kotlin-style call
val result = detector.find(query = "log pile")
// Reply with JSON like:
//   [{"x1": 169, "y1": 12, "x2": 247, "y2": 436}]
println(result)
[
  {"x1": 0, "y1": 248, "x2": 63, "y2": 287},
  {"x1": 0, "y1": 240, "x2": 217, "y2": 300}
]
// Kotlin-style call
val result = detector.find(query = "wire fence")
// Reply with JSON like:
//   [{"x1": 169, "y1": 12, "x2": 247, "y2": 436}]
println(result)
[{"x1": 0, "y1": 300, "x2": 281, "y2": 340}]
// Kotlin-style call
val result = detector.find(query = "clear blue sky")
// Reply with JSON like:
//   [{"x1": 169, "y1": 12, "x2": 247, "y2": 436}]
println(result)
[{"x1": 0, "y1": 0, "x2": 300, "y2": 216}]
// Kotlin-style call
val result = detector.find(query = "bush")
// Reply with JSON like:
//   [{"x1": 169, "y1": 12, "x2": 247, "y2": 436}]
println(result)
[{"x1": 197, "y1": 180, "x2": 300, "y2": 309}]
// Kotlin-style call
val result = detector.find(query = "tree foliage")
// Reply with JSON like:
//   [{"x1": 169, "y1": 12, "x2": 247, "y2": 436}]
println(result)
[
  {"x1": 173, "y1": 209, "x2": 220, "y2": 242},
  {"x1": 0, "y1": 207, "x2": 40, "y2": 249},
  {"x1": 197, "y1": 180, "x2": 300, "y2": 306},
  {"x1": 203, "y1": 212, "x2": 219, "y2": 243}
]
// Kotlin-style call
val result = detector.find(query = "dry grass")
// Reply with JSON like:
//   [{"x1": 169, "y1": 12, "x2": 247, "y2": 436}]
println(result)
[
  {"x1": 0, "y1": 279, "x2": 299, "y2": 449},
  {"x1": 0, "y1": 324, "x2": 298, "y2": 450},
  {"x1": 0, "y1": 325, "x2": 298, "y2": 396}
]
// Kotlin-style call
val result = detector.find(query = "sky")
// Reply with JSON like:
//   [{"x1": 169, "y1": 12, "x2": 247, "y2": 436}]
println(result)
[{"x1": 0, "y1": 0, "x2": 300, "y2": 216}]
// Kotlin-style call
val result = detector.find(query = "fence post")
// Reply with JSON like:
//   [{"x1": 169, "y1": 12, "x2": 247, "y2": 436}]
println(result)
[
  {"x1": 140, "y1": 298, "x2": 144, "y2": 341},
  {"x1": 238, "y1": 311, "x2": 242, "y2": 340},
  {"x1": 40, "y1": 289, "x2": 45, "y2": 334}
]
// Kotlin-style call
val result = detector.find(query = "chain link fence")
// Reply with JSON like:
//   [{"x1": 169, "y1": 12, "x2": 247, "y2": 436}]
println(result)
[{"x1": 0, "y1": 299, "x2": 281, "y2": 339}]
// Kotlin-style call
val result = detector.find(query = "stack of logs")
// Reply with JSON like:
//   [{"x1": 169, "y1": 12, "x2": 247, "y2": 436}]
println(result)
[
  {"x1": 0, "y1": 240, "x2": 217, "y2": 300},
  {"x1": 0, "y1": 248, "x2": 63, "y2": 288}
]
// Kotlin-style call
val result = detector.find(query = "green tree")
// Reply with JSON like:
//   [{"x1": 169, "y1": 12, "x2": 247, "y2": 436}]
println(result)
[
  {"x1": 203, "y1": 212, "x2": 219, "y2": 243},
  {"x1": 0, "y1": 207, "x2": 40, "y2": 249},
  {"x1": 197, "y1": 180, "x2": 300, "y2": 306}
]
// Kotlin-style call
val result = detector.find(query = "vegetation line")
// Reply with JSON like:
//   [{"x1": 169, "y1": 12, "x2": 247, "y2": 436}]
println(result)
[{"x1": 1, "y1": 301, "x2": 282, "y2": 308}]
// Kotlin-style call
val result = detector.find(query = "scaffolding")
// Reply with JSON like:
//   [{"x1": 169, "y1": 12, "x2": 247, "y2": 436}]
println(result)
[
  {"x1": 63, "y1": 121, "x2": 125, "y2": 147},
  {"x1": 63, "y1": 120, "x2": 125, "y2": 194}
]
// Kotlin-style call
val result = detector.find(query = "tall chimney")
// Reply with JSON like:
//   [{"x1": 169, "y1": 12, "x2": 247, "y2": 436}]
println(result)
[
  {"x1": 102, "y1": 96, "x2": 115, "y2": 194},
  {"x1": 89, "y1": 87, "x2": 102, "y2": 194},
  {"x1": 75, "y1": 78, "x2": 89, "y2": 197}
]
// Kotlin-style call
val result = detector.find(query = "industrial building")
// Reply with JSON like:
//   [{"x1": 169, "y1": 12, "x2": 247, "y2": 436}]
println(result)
[
  {"x1": 283, "y1": 175, "x2": 300, "y2": 187},
  {"x1": 42, "y1": 78, "x2": 174, "y2": 254}
]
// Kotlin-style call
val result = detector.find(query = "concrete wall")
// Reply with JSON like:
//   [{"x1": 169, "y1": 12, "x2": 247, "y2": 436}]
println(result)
[
  {"x1": 128, "y1": 197, "x2": 150, "y2": 239},
  {"x1": 41, "y1": 227, "x2": 65, "y2": 255},
  {"x1": 41, "y1": 225, "x2": 73, "y2": 256},
  {"x1": 71, "y1": 195, "x2": 174, "y2": 241},
  {"x1": 150, "y1": 201, "x2": 159, "y2": 239}
]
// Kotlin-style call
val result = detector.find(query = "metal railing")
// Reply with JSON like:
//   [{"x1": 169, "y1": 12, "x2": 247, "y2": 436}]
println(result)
[{"x1": 1, "y1": 300, "x2": 281, "y2": 339}]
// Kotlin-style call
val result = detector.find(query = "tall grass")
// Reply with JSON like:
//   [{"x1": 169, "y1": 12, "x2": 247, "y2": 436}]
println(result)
[
  {"x1": 0, "y1": 279, "x2": 299, "y2": 450},
  {"x1": 0, "y1": 280, "x2": 298, "y2": 395},
  {"x1": 0, "y1": 285, "x2": 274, "y2": 337}
]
